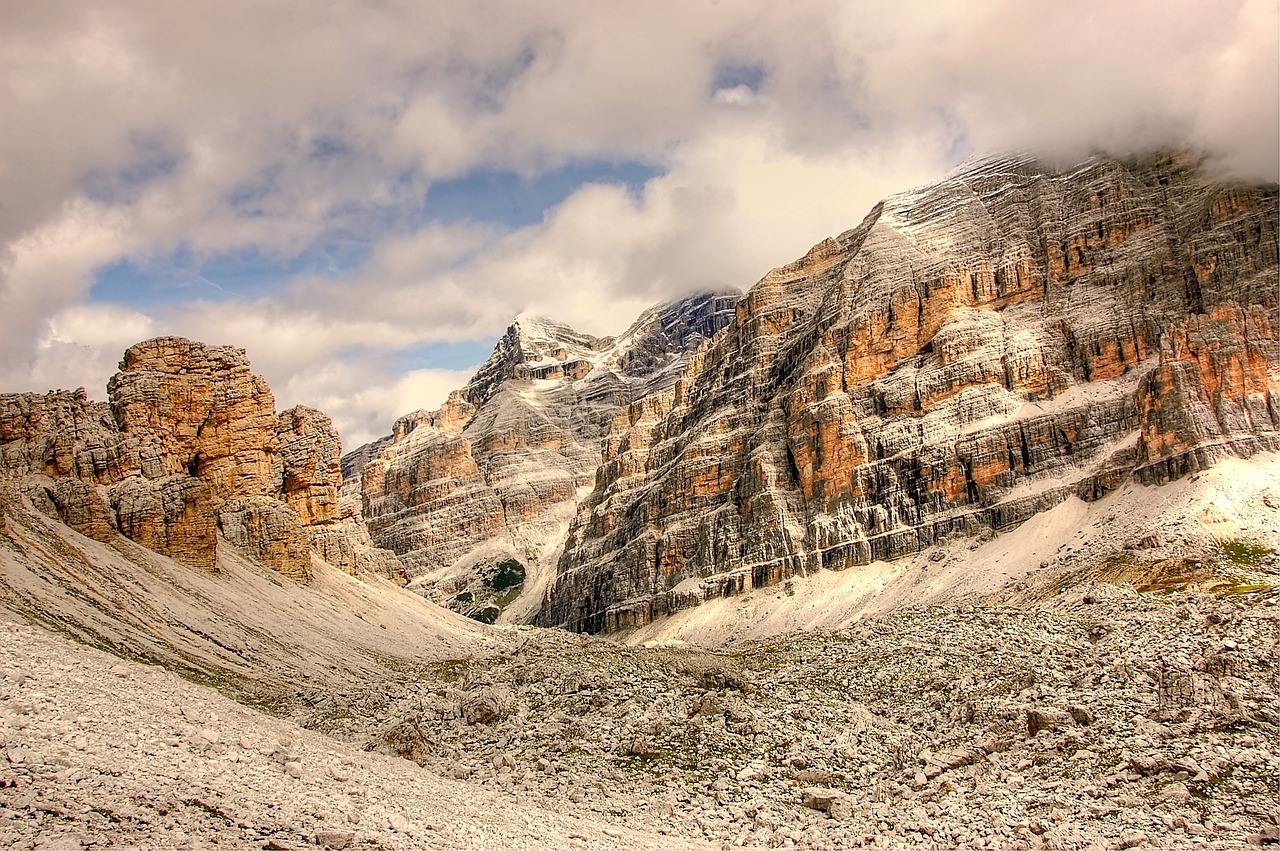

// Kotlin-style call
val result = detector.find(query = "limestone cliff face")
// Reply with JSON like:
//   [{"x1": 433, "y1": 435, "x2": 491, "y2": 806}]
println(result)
[
  {"x1": 541, "y1": 153, "x2": 1280, "y2": 632},
  {"x1": 276, "y1": 406, "x2": 342, "y2": 527},
  {"x1": 0, "y1": 338, "x2": 404, "y2": 583},
  {"x1": 109, "y1": 339, "x2": 280, "y2": 500},
  {"x1": 343, "y1": 291, "x2": 738, "y2": 617},
  {"x1": 275, "y1": 405, "x2": 406, "y2": 584}
]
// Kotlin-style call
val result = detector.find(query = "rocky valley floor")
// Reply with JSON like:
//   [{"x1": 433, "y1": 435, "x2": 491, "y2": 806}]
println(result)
[
  {"x1": 2, "y1": 576, "x2": 1278, "y2": 850},
  {"x1": 0, "y1": 617, "x2": 707, "y2": 851},
  {"x1": 2, "y1": 455, "x2": 1279, "y2": 849}
]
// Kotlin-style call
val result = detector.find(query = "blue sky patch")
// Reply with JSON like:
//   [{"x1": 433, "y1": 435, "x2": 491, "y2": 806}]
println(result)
[
  {"x1": 81, "y1": 134, "x2": 183, "y2": 205},
  {"x1": 91, "y1": 241, "x2": 373, "y2": 307},
  {"x1": 424, "y1": 160, "x2": 659, "y2": 228},
  {"x1": 394, "y1": 338, "x2": 498, "y2": 372},
  {"x1": 712, "y1": 62, "x2": 767, "y2": 94}
]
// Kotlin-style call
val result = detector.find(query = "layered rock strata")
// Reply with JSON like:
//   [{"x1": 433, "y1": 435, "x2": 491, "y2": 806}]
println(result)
[
  {"x1": 343, "y1": 291, "x2": 738, "y2": 614},
  {"x1": 541, "y1": 152, "x2": 1280, "y2": 632},
  {"x1": 0, "y1": 338, "x2": 403, "y2": 583}
]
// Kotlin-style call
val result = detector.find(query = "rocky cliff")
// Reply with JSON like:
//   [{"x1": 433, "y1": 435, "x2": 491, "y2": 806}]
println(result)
[
  {"x1": 0, "y1": 338, "x2": 404, "y2": 584},
  {"x1": 342, "y1": 291, "x2": 738, "y2": 620},
  {"x1": 540, "y1": 152, "x2": 1280, "y2": 632}
]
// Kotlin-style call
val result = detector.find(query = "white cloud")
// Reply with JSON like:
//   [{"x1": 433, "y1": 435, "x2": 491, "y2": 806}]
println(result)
[
  {"x1": 1, "y1": 0, "x2": 1275, "y2": 444},
  {"x1": 30, "y1": 303, "x2": 157, "y2": 394},
  {"x1": 277, "y1": 360, "x2": 477, "y2": 449},
  {"x1": 713, "y1": 85, "x2": 763, "y2": 107},
  {"x1": 0, "y1": 200, "x2": 137, "y2": 384}
]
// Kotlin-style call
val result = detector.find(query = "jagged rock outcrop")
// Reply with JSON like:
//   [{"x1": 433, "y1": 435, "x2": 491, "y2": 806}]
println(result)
[
  {"x1": 541, "y1": 152, "x2": 1280, "y2": 632},
  {"x1": 109, "y1": 338, "x2": 280, "y2": 499},
  {"x1": 109, "y1": 474, "x2": 217, "y2": 570},
  {"x1": 343, "y1": 291, "x2": 738, "y2": 618},
  {"x1": 0, "y1": 338, "x2": 405, "y2": 584},
  {"x1": 276, "y1": 406, "x2": 342, "y2": 526},
  {"x1": 106, "y1": 338, "x2": 295, "y2": 573},
  {"x1": 216, "y1": 496, "x2": 311, "y2": 581},
  {"x1": 0, "y1": 389, "x2": 129, "y2": 485},
  {"x1": 276, "y1": 404, "x2": 406, "y2": 583}
]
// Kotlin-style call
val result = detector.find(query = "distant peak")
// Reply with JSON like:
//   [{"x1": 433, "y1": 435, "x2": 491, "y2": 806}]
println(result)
[
  {"x1": 511, "y1": 311, "x2": 558, "y2": 328},
  {"x1": 505, "y1": 313, "x2": 600, "y2": 350}
]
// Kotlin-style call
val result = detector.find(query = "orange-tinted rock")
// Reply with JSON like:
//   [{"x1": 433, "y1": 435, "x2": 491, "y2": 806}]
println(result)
[
  {"x1": 106, "y1": 338, "x2": 306, "y2": 575},
  {"x1": 217, "y1": 496, "x2": 311, "y2": 581},
  {"x1": 542, "y1": 152, "x2": 1279, "y2": 633},
  {"x1": 360, "y1": 429, "x2": 509, "y2": 574},
  {"x1": 0, "y1": 389, "x2": 132, "y2": 484},
  {"x1": 110, "y1": 474, "x2": 218, "y2": 570},
  {"x1": 1, "y1": 338, "x2": 401, "y2": 583},
  {"x1": 109, "y1": 337, "x2": 279, "y2": 499},
  {"x1": 275, "y1": 406, "x2": 342, "y2": 526},
  {"x1": 1136, "y1": 303, "x2": 1280, "y2": 482}
]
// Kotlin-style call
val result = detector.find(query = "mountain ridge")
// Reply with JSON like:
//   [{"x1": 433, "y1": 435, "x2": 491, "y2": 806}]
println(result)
[
  {"x1": 340, "y1": 289, "x2": 740, "y2": 622},
  {"x1": 538, "y1": 150, "x2": 1279, "y2": 632}
]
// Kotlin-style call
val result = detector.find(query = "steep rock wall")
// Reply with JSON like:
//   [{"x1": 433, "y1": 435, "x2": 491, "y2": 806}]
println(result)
[
  {"x1": 344, "y1": 292, "x2": 739, "y2": 615},
  {"x1": 542, "y1": 153, "x2": 1279, "y2": 632},
  {"x1": 0, "y1": 338, "x2": 404, "y2": 583}
]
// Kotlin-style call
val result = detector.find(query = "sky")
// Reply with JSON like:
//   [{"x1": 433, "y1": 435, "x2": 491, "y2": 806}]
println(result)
[{"x1": 2, "y1": 1, "x2": 1277, "y2": 448}]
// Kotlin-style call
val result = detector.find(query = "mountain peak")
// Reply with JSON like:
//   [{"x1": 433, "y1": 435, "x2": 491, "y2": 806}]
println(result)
[
  {"x1": 463, "y1": 291, "x2": 740, "y2": 408},
  {"x1": 463, "y1": 314, "x2": 604, "y2": 408},
  {"x1": 340, "y1": 288, "x2": 741, "y2": 622},
  {"x1": 541, "y1": 151, "x2": 1280, "y2": 633}
]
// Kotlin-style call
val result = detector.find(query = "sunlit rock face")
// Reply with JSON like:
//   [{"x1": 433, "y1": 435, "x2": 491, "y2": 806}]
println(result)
[
  {"x1": 540, "y1": 152, "x2": 1279, "y2": 633},
  {"x1": 0, "y1": 339, "x2": 404, "y2": 583},
  {"x1": 343, "y1": 291, "x2": 739, "y2": 615}
]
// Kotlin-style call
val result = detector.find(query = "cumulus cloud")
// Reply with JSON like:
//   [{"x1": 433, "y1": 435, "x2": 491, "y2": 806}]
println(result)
[
  {"x1": 1, "y1": 0, "x2": 1275, "y2": 443},
  {"x1": 278, "y1": 358, "x2": 477, "y2": 449},
  {"x1": 31, "y1": 303, "x2": 157, "y2": 394}
]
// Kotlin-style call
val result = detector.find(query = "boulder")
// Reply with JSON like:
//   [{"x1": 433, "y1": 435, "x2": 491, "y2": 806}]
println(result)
[{"x1": 110, "y1": 475, "x2": 217, "y2": 570}]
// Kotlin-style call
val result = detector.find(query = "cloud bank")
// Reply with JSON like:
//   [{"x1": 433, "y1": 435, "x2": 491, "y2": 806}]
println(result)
[{"x1": 2, "y1": 0, "x2": 1275, "y2": 444}]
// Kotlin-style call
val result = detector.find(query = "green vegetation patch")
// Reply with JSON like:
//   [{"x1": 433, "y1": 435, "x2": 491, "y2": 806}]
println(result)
[
  {"x1": 486, "y1": 558, "x2": 526, "y2": 592},
  {"x1": 1218, "y1": 539, "x2": 1274, "y2": 568},
  {"x1": 469, "y1": 605, "x2": 500, "y2": 625}
]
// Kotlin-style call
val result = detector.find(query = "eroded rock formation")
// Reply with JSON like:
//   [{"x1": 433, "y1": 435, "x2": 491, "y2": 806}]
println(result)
[
  {"x1": 343, "y1": 291, "x2": 739, "y2": 617},
  {"x1": 540, "y1": 152, "x2": 1280, "y2": 632},
  {"x1": 276, "y1": 405, "x2": 405, "y2": 583},
  {"x1": 0, "y1": 338, "x2": 404, "y2": 583}
]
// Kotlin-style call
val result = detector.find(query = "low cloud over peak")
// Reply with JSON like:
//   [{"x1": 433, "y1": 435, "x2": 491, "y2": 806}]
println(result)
[{"x1": 2, "y1": 0, "x2": 1275, "y2": 444}]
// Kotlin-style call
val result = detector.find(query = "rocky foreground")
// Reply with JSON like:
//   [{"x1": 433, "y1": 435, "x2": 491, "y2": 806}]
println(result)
[
  {"x1": 310, "y1": 584, "x2": 1280, "y2": 850},
  {"x1": 6, "y1": 578, "x2": 1274, "y2": 849},
  {"x1": 0, "y1": 617, "x2": 696, "y2": 851}
]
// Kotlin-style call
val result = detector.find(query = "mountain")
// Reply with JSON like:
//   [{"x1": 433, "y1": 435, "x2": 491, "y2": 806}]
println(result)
[
  {"x1": 341, "y1": 289, "x2": 739, "y2": 622},
  {"x1": 539, "y1": 152, "x2": 1280, "y2": 632},
  {"x1": 0, "y1": 338, "x2": 511, "y2": 702},
  {"x1": 0, "y1": 338, "x2": 404, "y2": 588},
  {"x1": 0, "y1": 155, "x2": 1278, "y2": 851}
]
